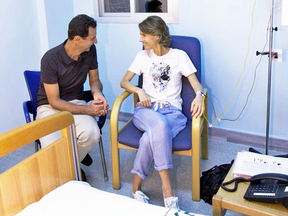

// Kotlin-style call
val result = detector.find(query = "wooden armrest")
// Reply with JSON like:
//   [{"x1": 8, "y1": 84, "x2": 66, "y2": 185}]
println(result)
[{"x1": 110, "y1": 90, "x2": 133, "y2": 143}]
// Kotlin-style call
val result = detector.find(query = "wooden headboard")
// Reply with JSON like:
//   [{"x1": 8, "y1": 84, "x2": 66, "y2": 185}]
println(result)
[{"x1": 0, "y1": 111, "x2": 81, "y2": 216}]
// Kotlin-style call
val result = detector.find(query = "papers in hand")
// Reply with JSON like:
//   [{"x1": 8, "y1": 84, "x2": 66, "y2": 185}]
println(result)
[{"x1": 232, "y1": 151, "x2": 288, "y2": 178}]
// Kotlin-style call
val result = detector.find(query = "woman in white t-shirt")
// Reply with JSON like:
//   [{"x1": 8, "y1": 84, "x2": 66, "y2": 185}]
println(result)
[{"x1": 120, "y1": 16, "x2": 204, "y2": 209}]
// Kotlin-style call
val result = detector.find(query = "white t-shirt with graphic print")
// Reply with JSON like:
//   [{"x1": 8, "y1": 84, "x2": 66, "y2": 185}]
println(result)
[{"x1": 128, "y1": 48, "x2": 197, "y2": 110}]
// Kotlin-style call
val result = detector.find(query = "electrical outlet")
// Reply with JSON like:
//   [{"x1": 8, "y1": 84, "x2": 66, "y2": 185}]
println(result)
[{"x1": 272, "y1": 48, "x2": 283, "y2": 62}]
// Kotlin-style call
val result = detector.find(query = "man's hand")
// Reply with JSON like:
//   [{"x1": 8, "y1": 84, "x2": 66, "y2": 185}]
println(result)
[
  {"x1": 87, "y1": 100, "x2": 108, "y2": 116},
  {"x1": 93, "y1": 93, "x2": 109, "y2": 116}
]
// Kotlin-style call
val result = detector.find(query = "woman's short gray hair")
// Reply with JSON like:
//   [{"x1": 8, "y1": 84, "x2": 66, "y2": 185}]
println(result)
[{"x1": 139, "y1": 16, "x2": 171, "y2": 48}]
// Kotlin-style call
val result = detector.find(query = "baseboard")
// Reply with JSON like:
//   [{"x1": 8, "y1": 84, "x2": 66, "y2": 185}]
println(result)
[
  {"x1": 209, "y1": 127, "x2": 288, "y2": 153},
  {"x1": 108, "y1": 111, "x2": 288, "y2": 153}
]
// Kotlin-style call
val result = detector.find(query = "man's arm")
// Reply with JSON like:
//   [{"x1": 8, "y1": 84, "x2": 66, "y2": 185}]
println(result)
[
  {"x1": 89, "y1": 68, "x2": 109, "y2": 115},
  {"x1": 44, "y1": 83, "x2": 103, "y2": 116}
]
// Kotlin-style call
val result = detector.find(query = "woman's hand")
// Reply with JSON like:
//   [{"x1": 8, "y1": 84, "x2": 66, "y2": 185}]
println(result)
[
  {"x1": 191, "y1": 95, "x2": 203, "y2": 118},
  {"x1": 137, "y1": 89, "x2": 152, "y2": 107}
]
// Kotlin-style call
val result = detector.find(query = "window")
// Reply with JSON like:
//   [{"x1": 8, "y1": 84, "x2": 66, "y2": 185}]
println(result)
[{"x1": 94, "y1": 0, "x2": 178, "y2": 23}]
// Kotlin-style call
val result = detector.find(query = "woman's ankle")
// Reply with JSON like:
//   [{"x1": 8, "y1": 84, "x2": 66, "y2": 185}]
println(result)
[
  {"x1": 162, "y1": 187, "x2": 174, "y2": 198},
  {"x1": 132, "y1": 185, "x2": 142, "y2": 194},
  {"x1": 132, "y1": 174, "x2": 143, "y2": 193}
]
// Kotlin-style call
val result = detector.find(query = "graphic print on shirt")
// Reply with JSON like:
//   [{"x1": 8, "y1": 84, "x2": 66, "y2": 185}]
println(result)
[{"x1": 149, "y1": 62, "x2": 171, "y2": 93}]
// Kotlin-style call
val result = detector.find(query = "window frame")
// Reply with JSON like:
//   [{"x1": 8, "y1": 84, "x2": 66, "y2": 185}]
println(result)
[{"x1": 93, "y1": 0, "x2": 178, "y2": 23}]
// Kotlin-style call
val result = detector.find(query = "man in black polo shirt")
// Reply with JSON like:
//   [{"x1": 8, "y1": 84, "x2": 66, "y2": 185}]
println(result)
[{"x1": 36, "y1": 14, "x2": 108, "y2": 179}]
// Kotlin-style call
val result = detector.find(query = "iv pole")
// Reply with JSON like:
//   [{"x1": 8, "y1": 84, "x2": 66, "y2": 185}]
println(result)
[{"x1": 256, "y1": 0, "x2": 278, "y2": 155}]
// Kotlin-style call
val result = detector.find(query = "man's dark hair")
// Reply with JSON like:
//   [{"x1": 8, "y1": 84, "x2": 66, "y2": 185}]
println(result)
[{"x1": 68, "y1": 14, "x2": 97, "y2": 40}]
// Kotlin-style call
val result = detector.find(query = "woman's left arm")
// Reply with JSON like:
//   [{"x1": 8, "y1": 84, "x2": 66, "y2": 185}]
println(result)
[{"x1": 187, "y1": 74, "x2": 204, "y2": 118}]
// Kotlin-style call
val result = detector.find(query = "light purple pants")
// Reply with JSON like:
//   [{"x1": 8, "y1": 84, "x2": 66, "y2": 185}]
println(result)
[{"x1": 131, "y1": 103, "x2": 187, "y2": 179}]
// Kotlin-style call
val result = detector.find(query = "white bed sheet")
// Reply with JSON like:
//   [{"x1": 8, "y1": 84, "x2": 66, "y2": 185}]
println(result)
[{"x1": 15, "y1": 181, "x2": 206, "y2": 216}]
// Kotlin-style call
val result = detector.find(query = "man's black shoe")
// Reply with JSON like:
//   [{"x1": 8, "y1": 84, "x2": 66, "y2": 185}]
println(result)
[
  {"x1": 81, "y1": 153, "x2": 93, "y2": 166},
  {"x1": 81, "y1": 168, "x2": 87, "y2": 182}
]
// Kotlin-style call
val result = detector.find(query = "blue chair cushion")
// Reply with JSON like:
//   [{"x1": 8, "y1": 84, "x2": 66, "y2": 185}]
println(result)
[{"x1": 117, "y1": 120, "x2": 192, "y2": 151}]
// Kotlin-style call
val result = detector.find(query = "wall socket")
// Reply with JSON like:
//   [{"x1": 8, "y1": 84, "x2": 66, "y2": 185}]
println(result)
[{"x1": 272, "y1": 48, "x2": 283, "y2": 62}]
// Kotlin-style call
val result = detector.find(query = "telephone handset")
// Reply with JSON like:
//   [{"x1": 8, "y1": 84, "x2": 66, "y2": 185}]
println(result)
[{"x1": 248, "y1": 173, "x2": 288, "y2": 183}]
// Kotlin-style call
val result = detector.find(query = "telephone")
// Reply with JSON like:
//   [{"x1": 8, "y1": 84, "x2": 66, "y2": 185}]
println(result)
[
  {"x1": 244, "y1": 173, "x2": 288, "y2": 204},
  {"x1": 221, "y1": 173, "x2": 288, "y2": 208}
]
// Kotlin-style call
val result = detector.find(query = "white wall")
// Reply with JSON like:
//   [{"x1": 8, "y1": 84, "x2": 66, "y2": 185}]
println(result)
[
  {"x1": 1, "y1": 0, "x2": 288, "y2": 145},
  {"x1": 0, "y1": 0, "x2": 74, "y2": 134},
  {"x1": 44, "y1": 0, "x2": 75, "y2": 47},
  {"x1": 0, "y1": 0, "x2": 42, "y2": 134}
]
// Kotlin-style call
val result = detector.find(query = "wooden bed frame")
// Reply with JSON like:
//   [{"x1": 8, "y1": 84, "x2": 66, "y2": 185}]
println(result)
[{"x1": 0, "y1": 111, "x2": 81, "y2": 216}]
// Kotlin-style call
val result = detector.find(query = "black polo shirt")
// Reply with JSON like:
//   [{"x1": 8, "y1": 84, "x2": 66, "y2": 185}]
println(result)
[{"x1": 37, "y1": 40, "x2": 98, "y2": 107}]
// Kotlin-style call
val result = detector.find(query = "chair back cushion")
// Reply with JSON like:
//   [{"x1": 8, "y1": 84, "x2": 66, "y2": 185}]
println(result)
[{"x1": 24, "y1": 70, "x2": 41, "y2": 115}]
